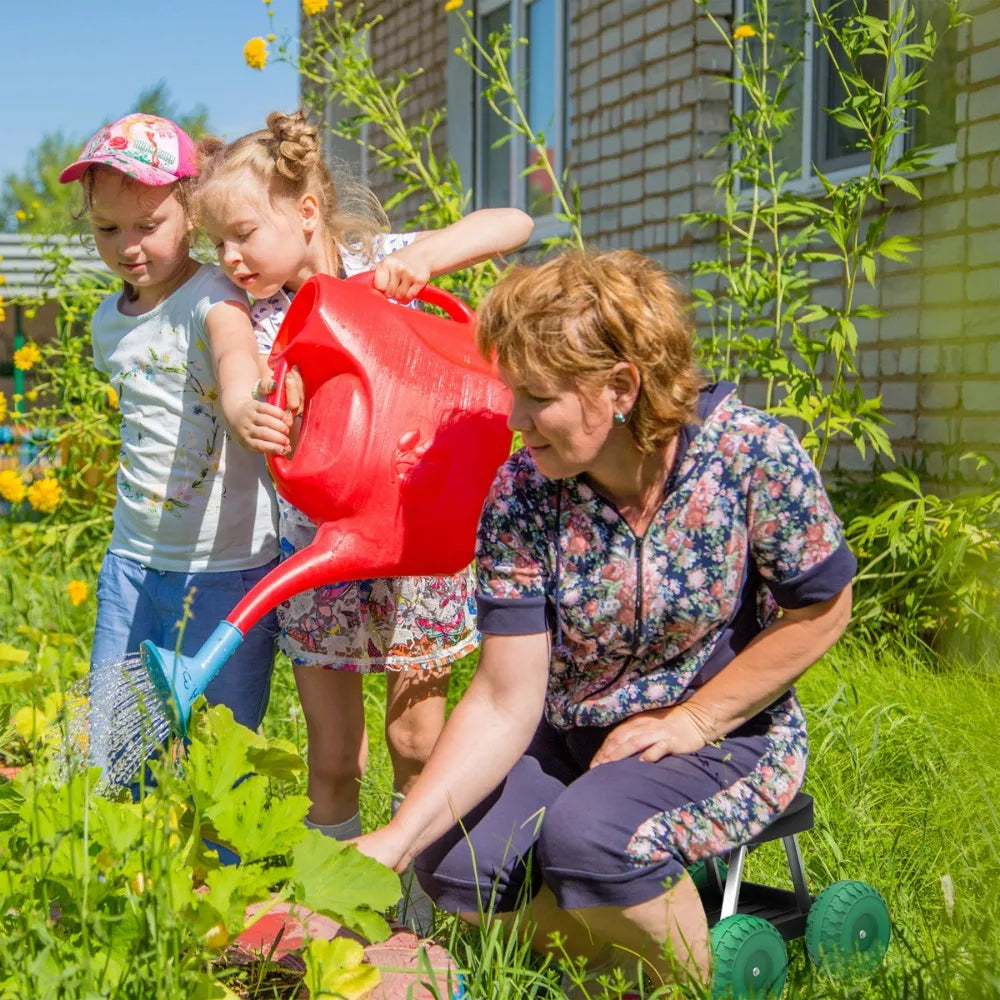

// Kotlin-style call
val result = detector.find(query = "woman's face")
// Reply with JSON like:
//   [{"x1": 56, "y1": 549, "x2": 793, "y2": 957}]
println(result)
[{"x1": 501, "y1": 365, "x2": 617, "y2": 480}]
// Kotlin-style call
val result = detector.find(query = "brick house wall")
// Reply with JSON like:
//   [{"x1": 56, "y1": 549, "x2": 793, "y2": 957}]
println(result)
[{"x1": 318, "y1": 0, "x2": 1000, "y2": 480}]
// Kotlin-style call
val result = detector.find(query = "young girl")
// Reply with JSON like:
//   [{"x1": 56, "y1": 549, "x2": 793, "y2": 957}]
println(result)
[
  {"x1": 195, "y1": 110, "x2": 533, "y2": 930},
  {"x1": 59, "y1": 114, "x2": 296, "y2": 742}
]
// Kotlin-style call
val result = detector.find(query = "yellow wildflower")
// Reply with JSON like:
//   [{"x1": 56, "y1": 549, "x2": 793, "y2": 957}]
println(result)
[
  {"x1": 244, "y1": 37, "x2": 268, "y2": 70},
  {"x1": 0, "y1": 305, "x2": 5, "y2": 324},
  {"x1": 14, "y1": 210, "x2": 26, "y2": 222},
  {"x1": 13, "y1": 342, "x2": 42, "y2": 371},
  {"x1": 67, "y1": 579, "x2": 89, "y2": 606},
  {"x1": 445, "y1": 0, "x2": 462, "y2": 9},
  {"x1": 106, "y1": 385, "x2": 119, "y2": 408},
  {"x1": 733, "y1": 24, "x2": 758, "y2": 40},
  {"x1": 302, "y1": 0, "x2": 329, "y2": 14},
  {"x1": 0, "y1": 469, "x2": 26, "y2": 504},
  {"x1": 26, "y1": 475, "x2": 62, "y2": 514},
  {"x1": 0, "y1": 275, "x2": 6, "y2": 284},
  {"x1": 267, "y1": 33, "x2": 276, "y2": 41},
  {"x1": 25, "y1": 389, "x2": 38, "y2": 402},
  {"x1": 0, "y1": 392, "x2": 7, "y2": 422},
  {"x1": 24, "y1": 308, "x2": 35, "y2": 319}
]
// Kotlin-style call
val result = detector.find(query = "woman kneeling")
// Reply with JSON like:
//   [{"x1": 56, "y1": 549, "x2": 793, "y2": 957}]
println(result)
[{"x1": 354, "y1": 249, "x2": 855, "y2": 992}]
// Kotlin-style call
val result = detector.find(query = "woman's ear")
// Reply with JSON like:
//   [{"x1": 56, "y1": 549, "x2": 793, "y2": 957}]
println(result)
[
  {"x1": 609, "y1": 361, "x2": 641, "y2": 416},
  {"x1": 299, "y1": 192, "x2": 321, "y2": 233}
]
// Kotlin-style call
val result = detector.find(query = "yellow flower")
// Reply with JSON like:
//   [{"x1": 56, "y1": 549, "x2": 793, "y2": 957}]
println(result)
[
  {"x1": 0, "y1": 306, "x2": 5, "y2": 324},
  {"x1": 13, "y1": 343, "x2": 42, "y2": 371},
  {"x1": 733, "y1": 24, "x2": 758, "y2": 40},
  {"x1": 106, "y1": 385, "x2": 119, "y2": 409},
  {"x1": 14, "y1": 210, "x2": 26, "y2": 221},
  {"x1": 26, "y1": 475, "x2": 62, "y2": 514},
  {"x1": 244, "y1": 37, "x2": 268, "y2": 70},
  {"x1": 67, "y1": 579, "x2": 89, "y2": 606},
  {"x1": 0, "y1": 275, "x2": 6, "y2": 285},
  {"x1": 302, "y1": 0, "x2": 328, "y2": 14},
  {"x1": 267, "y1": 33, "x2": 276, "y2": 41},
  {"x1": 445, "y1": 0, "x2": 462, "y2": 9},
  {"x1": 24, "y1": 389, "x2": 38, "y2": 402},
  {"x1": 0, "y1": 469, "x2": 26, "y2": 504},
  {"x1": 0, "y1": 392, "x2": 7, "y2": 422}
]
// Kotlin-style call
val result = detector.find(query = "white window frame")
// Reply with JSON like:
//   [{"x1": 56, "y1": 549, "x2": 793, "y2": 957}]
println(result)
[
  {"x1": 734, "y1": 0, "x2": 956, "y2": 194},
  {"x1": 449, "y1": 0, "x2": 569, "y2": 241}
]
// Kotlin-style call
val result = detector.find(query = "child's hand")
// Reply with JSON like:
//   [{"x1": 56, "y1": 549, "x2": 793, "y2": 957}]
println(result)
[
  {"x1": 372, "y1": 246, "x2": 431, "y2": 303},
  {"x1": 231, "y1": 383, "x2": 293, "y2": 455},
  {"x1": 283, "y1": 365, "x2": 305, "y2": 418}
]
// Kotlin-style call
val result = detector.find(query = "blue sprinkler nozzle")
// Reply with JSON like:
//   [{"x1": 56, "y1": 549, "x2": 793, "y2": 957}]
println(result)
[{"x1": 139, "y1": 622, "x2": 245, "y2": 736}]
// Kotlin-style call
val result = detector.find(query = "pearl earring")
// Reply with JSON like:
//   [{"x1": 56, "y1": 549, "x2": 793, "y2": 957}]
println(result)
[{"x1": 613, "y1": 411, "x2": 627, "y2": 425}]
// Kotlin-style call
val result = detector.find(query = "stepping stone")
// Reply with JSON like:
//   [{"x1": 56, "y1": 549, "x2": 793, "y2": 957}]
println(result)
[{"x1": 231, "y1": 900, "x2": 462, "y2": 998}]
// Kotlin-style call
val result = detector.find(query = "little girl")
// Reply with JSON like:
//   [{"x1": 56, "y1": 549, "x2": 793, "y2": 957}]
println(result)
[
  {"x1": 59, "y1": 114, "x2": 297, "y2": 738},
  {"x1": 195, "y1": 110, "x2": 532, "y2": 931}
]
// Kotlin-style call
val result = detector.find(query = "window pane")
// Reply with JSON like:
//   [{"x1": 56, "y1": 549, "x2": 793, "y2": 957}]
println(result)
[
  {"x1": 526, "y1": 0, "x2": 559, "y2": 215},
  {"x1": 479, "y1": 5, "x2": 512, "y2": 208},
  {"x1": 814, "y1": 0, "x2": 889, "y2": 172},
  {"x1": 739, "y1": 0, "x2": 807, "y2": 177},
  {"x1": 911, "y1": 0, "x2": 958, "y2": 148}
]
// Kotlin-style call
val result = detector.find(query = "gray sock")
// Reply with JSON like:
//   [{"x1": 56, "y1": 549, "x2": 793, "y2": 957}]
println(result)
[
  {"x1": 305, "y1": 812, "x2": 362, "y2": 840},
  {"x1": 390, "y1": 792, "x2": 435, "y2": 936}
]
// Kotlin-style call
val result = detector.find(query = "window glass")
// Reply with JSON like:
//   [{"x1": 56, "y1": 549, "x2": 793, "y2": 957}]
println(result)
[
  {"x1": 525, "y1": 0, "x2": 559, "y2": 215},
  {"x1": 813, "y1": 0, "x2": 889, "y2": 173},
  {"x1": 912, "y1": 0, "x2": 958, "y2": 149},
  {"x1": 479, "y1": 4, "x2": 513, "y2": 209}
]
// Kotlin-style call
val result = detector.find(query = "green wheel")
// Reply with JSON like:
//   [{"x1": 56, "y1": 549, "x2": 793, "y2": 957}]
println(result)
[
  {"x1": 805, "y1": 880, "x2": 891, "y2": 979},
  {"x1": 688, "y1": 858, "x2": 729, "y2": 892},
  {"x1": 711, "y1": 914, "x2": 788, "y2": 999}
]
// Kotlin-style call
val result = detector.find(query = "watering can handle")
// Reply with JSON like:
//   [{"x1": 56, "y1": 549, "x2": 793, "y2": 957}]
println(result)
[{"x1": 345, "y1": 271, "x2": 476, "y2": 325}]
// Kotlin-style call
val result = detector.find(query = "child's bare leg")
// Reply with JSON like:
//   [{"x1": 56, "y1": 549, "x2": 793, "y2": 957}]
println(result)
[
  {"x1": 386, "y1": 665, "x2": 450, "y2": 934},
  {"x1": 293, "y1": 666, "x2": 367, "y2": 825},
  {"x1": 385, "y1": 666, "x2": 450, "y2": 795}
]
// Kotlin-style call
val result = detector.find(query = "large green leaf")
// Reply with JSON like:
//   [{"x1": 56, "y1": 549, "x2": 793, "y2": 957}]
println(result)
[
  {"x1": 303, "y1": 937, "x2": 381, "y2": 1000},
  {"x1": 290, "y1": 831, "x2": 399, "y2": 943}
]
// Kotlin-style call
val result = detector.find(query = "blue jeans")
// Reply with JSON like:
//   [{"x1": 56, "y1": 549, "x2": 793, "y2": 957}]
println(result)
[{"x1": 91, "y1": 550, "x2": 279, "y2": 731}]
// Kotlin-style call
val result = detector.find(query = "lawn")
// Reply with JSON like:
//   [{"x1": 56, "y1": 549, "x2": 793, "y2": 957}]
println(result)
[{"x1": 2, "y1": 537, "x2": 999, "y2": 998}]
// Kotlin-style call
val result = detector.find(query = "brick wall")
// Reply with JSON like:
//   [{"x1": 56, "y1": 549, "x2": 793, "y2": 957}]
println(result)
[{"x1": 321, "y1": 0, "x2": 1000, "y2": 479}]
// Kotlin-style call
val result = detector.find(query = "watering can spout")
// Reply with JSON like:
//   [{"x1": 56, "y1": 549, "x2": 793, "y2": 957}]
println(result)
[
  {"x1": 142, "y1": 520, "x2": 397, "y2": 736},
  {"x1": 140, "y1": 622, "x2": 244, "y2": 736}
]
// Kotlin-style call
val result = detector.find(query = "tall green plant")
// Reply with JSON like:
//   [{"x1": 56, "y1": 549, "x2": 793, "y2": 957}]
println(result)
[
  {"x1": 688, "y1": 0, "x2": 964, "y2": 469},
  {"x1": 259, "y1": 1, "x2": 582, "y2": 306},
  {"x1": 2, "y1": 241, "x2": 119, "y2": 569}
]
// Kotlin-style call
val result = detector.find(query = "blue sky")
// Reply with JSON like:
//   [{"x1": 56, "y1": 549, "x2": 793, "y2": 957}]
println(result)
[{"x1": 1, "y1": 2, "x2": 301, "y2": 179}]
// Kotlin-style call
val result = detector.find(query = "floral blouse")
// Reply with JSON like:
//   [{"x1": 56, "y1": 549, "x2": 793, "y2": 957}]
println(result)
[{"x1": 475, "y1": 383, "x2": 856, "y2": 730}]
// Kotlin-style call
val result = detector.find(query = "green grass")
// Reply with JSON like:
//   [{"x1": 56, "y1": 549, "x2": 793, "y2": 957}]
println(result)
[{"x1": 2, "y1": 534, "x2": 999, "y2": 998}]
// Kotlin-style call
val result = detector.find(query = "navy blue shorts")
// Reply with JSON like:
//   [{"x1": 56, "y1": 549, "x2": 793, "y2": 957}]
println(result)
[{"x1": 415, "y1": 694, "x2": 807, "y2": 912}]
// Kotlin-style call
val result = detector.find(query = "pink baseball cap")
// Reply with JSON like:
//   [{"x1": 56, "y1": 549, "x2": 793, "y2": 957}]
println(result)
[{"x1": 58, "y1": 113, "x2": 198, "y2": 186}]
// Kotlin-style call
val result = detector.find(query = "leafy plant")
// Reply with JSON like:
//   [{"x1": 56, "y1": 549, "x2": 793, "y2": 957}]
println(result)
[
  {"x1": 842, "y1": 459, "x2": 1000, "y2": 656},
  {"x1": 0, "y1": 701, "x2": 399, "y2": 999},
  {"x1": 1, "y1": 239, "x2": 119, "y2": 569},
  {"x1": 687, "y1": 0, "x2": 964, "y2": 469}
]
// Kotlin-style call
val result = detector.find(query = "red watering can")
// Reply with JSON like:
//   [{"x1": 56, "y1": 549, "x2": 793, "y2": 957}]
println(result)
[{"x1": 140, "y1": 273, "x2": 512, "y2": 733}]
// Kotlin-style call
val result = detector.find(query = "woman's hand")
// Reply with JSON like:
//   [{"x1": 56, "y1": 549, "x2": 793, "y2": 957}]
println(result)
[
  {"x1": 372, "y1": 246, "x2": 431, "y2": 303},
  {"x1": 590, "y1": 702, "x2": 717, "y2": 767},
  {"x1": 351, "y1": 826, "x2": 411, "y2": 874}
]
